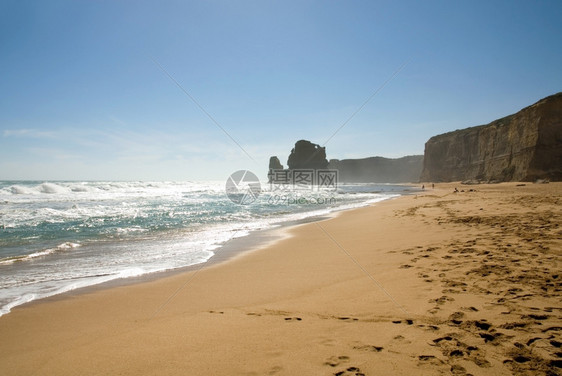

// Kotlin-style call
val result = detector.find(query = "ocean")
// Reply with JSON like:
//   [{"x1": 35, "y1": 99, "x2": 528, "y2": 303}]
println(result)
[{"x1": 0, "y1": 180, "x2": 412, "y2": 316}]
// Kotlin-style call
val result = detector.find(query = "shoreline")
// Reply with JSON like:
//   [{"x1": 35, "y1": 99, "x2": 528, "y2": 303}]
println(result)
[
  {"x1": 1, "y1": 182, "x2": 560, "y2": 375},
  {"x1": 3, "y1": 191, "x2": 403, "y2": 316},
  {"x1": 42, "y1": 213, "x2": 331, "y2": 304}
]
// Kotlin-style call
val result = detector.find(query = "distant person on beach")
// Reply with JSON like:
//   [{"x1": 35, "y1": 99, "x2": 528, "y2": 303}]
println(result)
[
  {"x1": 422, "y1": 185, "x2": 425, "y2": 190},
  {"x1": 432, "y1": 183, "x2": 434, "y2": 189}
]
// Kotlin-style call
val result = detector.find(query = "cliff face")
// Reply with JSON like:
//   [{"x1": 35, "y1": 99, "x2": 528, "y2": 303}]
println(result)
[
  {"x1": 328, "y1": 156, "x2": 423, "y2": 183},
  {"x1": 420, "y1": 93, "x2": 562, "y2": 182}
]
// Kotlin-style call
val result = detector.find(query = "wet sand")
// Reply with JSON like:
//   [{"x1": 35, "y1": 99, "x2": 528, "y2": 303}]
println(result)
[{"x1": 0, "y1": 182, "x2": 560, "y2": 375}]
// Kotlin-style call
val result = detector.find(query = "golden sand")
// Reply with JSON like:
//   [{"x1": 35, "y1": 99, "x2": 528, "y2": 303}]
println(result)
[{"x1": 1, "y1": 182, "x2": 560, "y2": 375}]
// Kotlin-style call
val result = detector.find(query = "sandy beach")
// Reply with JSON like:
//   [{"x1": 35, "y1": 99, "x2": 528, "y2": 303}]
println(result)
[{"x1": 0, "y1": 182, "x2": 560, "y2": 376}]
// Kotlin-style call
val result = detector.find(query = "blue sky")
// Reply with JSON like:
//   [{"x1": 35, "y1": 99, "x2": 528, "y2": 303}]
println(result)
[{"x1": 1, "y1": 0, "x2": 561, "y2": 181}]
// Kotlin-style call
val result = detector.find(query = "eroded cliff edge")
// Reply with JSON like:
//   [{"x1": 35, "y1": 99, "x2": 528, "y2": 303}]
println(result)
[{"x1": 420, "y1": 93, "x2": 562, "y2": 182}]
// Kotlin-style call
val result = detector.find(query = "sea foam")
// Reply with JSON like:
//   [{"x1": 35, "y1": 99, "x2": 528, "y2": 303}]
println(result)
[{"x1": 0, "y1": 180, "x2": 409, "y2": 317}]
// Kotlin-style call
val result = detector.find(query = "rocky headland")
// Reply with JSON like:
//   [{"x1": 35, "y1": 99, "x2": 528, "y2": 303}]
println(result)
[
  {"x1": 420, "y1": 93, "x2": 562, "y2": 183},
  {"x1": 268, "y1": 140, "x2": 423, "y2": 184},
  {"x1": 268, "y1": 93, "x2": 560, "y2": 184}
]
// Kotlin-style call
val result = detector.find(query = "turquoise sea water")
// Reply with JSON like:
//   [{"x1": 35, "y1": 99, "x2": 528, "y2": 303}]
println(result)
[{"x1": 0, "y1": 180, "x2": 411, "y2": 316}]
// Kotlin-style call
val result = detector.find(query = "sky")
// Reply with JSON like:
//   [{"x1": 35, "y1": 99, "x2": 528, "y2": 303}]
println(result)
[{"x1": 1, "y1": 0, "x2": 561, "y2": 181}]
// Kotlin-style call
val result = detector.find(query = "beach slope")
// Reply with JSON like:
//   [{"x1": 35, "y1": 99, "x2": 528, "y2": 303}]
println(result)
[{"x1": 0, "y1": 183, "x2": 560, "y2": 375}]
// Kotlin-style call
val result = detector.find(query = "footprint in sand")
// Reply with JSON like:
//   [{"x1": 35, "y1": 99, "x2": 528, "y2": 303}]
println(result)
[
  {"x1": 353, "y1": 344, "x2": 384, "y2": 352},
  {"x1": 284, "y1": 317, "x2": 302, "y2": 321},
  {"x1": 521, "y1": 313, "x2": 550, "y2": 321},
  {"x1": 525, "y1": 337, "x2": 542, "y2": 346},
  {"x1": 450, "y1": 364, "x2": 468, "y2": 375},
  {"x1": 469, "y1": 319, "x2": 492, "y2": 331},
  {"x1": 541, "y1": 326, "x2": 562, "y2": 333},
  {"x1": 417, "y1": 354, "x2": 445, "y2": 366},
  {"x1": 478, "y1": 331, "x2": 507, "y2": 344},
  {"x1": 431, "y1": 334, "x2": 491, "y2": 368},
  {"x1": 393, "y1": 335, "x2": 412, "y2": 344},
  {"x1": 324, "y1": 355, "x2": 350, "y2": 367},
  {"x1": 504, "y1": 346, "x2": 561, "y2": 375},
  {"x1": 337, "y1": 317, "x2": 359, "y2": 322},
  {"x1": 333, "y1": 366, "x2": 365, "y2": 376},
  {"x1": 430, "y1": 295, "x2": 455, "y2": 306},
  {"x1": 319, "y1": 338, "x2": 337, "y2": 347},
  {"x1": 267, "y1": 365, "x2": 283, "y2": 375},
  {"x1": 418, "y1": 324, "x2": 440, "y2": 331},
  {"x1": 499, "y1": 321, "x2": 528, "y2": 330},
  {"x1": 447, "y1": 311, "x2": 464, "y2": 326},
  {"x1": 392, "y1": 319, "x2": 414, "y2": 325}
]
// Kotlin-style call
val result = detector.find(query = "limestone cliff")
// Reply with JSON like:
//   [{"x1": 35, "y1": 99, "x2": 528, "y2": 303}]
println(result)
[{"x1": 420, "y1": 93, "x2": 562, "y2": 182}]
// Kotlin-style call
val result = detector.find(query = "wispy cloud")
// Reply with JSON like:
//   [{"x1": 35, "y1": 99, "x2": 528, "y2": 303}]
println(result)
[
  {"x1": 25, "y1": 147, "x2": 85, "y2": 161},
  {"x1": 3, "y1": 129, "x2": 56, "y2": 138},
  {"x1": 1, "y1": 122, "x2": 265, "y2": 180}
]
